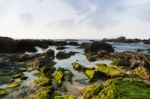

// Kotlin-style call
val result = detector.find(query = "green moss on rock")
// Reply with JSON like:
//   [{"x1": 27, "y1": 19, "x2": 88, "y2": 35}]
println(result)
[
  {"x1": 83, "y1": 78, "x2": 150, "y2": 99},
  {"x1": 82, "y1": 83, "x2": 102, "y2": 99},
  {"x1": 96, "y1": 63, "x2": 125, "y2": 78},
  {"x1": 53, "y1": 69, "x2": 64, "y2": 86},
  {"x1": 133, "y1": 66, "x2": 150, "y2": 80},
  {"x1": 36, "y1": 86, "x2": 54, "y2": 99},
  {"x1": 35, "y1": 74, "x2": 51, "y2": 87}
]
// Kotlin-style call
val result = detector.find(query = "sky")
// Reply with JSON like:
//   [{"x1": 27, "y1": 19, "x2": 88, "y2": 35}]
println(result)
[{"x1": 0, "y1": 0, "x2": 150, "y2": 39}]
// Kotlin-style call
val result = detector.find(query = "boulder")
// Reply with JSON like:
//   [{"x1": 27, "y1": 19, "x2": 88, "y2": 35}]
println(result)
[
  {"x1": 53, "y1": 68, "x2": 64, "y2": 86},
  {"x1": 96, "y1": 63, "x2": 125, "y2": 78},
  {"x1": 84, "y1": 41, "x2": 114, "y2": 61},
  {"x1": 86, "y1": 41, "x2": 114, "y2": 53},
  {"x1": 56, "y1": 51, "x2": 77, "y2": 60},
  {"x1": 67, "y1": 41, "x2": 79, "y2": 46},
  {"x1": 56, "y1": 46, "x2": 68, "y2": 50},
  {"x1": 55, "y1": 41, "x2": 67, "y2": 46},
  {"x1": 82, "y1": 83, "x2": 102, "y2": 99}
]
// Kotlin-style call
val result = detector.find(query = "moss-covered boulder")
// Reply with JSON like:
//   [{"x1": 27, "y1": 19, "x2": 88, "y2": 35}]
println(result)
[
  {"x1": 101, "y1": 78, "x2": 150, "y2": 99},
  {"x1": 133, "y1": 66, "x2": 150, "y2": 80},
  {"x1": 35, "y1": 86, "x2": 54, "y2": 99},
  {"x1": 82, "y1": 83, "x2": 102, "y2": 99},
  {"x1": 38, "y1": 66, "x2": 56, "y2": 76},
  {"x1": 83, "y1": 78, "x2": 150, "y2": 99},
  {"x1": 35, "y1": 74, "x2": 52, "y2": 87},
  {"x1": 84, "y1": 69, "x2": 101, "y2": 81},
  {"x1": 96, "y1": 63, "x2": 125, "y2": 78},
  {"x1": 53, "y1": 69, "x2": 64, "y2": 86}
]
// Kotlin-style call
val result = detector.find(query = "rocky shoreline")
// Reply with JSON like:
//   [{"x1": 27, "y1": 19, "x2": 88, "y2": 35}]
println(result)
[{"x1": 0, "y1": 36, "x2": 150, "y2": 99}]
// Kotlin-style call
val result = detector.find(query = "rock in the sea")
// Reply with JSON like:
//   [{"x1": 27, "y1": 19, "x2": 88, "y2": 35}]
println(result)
[
  {"x1": 43, "y1": 49, "x2": 55, "y2": 59},
  {"x1": 27, "y1": 58, "x2": 56, "y2": 69},
  {"x1": 86, "y1": 41, "x2": 114, "y2": 53},
  {"x1": 19, "y1": 49, "x2": 55, "y2": 62},
  {"x1": 84, "y1": 41, "x2": 114, "y2": 61},
  {"x1": 79, "y1": 42, "x2": 90, "y2": 49},
  {"x1": 56, "y1": 46, "x2": 68, "y2": 50},
  {"x1": 55, "y1": 41, "x2": 67, "y2": 46},
  {"x1": 56, "y1": 51, "x2": 77, "y2": 60},
  {"x1": 67, "y1": 41, "x2": 79, "y2": 46}
]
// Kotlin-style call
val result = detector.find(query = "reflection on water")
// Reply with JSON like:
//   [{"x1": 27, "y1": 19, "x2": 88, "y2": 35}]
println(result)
[{"x1": 0, "y1": 84, "x2": 8, "y2": 89}]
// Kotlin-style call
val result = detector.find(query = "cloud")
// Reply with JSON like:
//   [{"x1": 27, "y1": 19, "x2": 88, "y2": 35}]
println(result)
[
  {"x1": 60, "y1": 0, "x2": 125, "y2": 29},
  {"x1": 60, "y1": 0, "x2": 150, "y2": 30},
  {"x1": 20, "y1": 13, "x2": 34, "y2": 25}
]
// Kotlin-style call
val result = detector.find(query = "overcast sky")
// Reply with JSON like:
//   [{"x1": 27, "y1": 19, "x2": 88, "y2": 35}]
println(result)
[{"x1": 0, "y1": 0, "x2": 150, "y2": 39}]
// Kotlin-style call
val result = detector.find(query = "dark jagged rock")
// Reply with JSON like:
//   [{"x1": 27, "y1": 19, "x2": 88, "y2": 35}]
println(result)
[
  {"x1": 0, "y1": 36, "x2": 56, "y2": 53},
  {"x1": 143, "y1": 40, "x2": 150, "y2": 44},
  {"x1": 43, "y1": 49, "x2": 55, "y2": 59},
  {"x1": 79, "y1": 42, "x2": 90, "y2": 48},
  {"x1": 86, "y1": 41, "x2": 114, "y2": 53},
  {"x1": 56, "y1": 51, "x2": 77, "y2": 60},
  {"x1": 27, "y1": 57, "x2": 56, "y2": 69},
  {"x1": 18, "y1": 49, "x2": 55, "y2": 62},
  {"x1": 102, "y1": 36, "x2": 141, "y2": 43},
  {"x1": 67, "y1": 41, "x2": 79, "y2": 46},
  {"x1": 56, "y1": 46, "x2": 68, "y2": 50},
  {"x1": 55, "y1": 41, "x2": 67, "y2": 46},
  {"x1": 84, "y1": 41, "x2": 114, "y2": 61}
]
